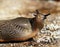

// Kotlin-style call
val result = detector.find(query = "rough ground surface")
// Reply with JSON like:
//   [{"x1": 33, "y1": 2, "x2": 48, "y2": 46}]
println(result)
[{"x1": 0, "y1": 1, "x2": 60, "y2": 47}]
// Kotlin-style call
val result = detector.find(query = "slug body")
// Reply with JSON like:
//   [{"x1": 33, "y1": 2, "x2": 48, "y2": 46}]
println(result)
[
  {"x1": 0, "y1": 16, "x2": 44, "y2": 42},
  {"x1": 0, "y1": 18, "x2": 40, "y2": 42}
]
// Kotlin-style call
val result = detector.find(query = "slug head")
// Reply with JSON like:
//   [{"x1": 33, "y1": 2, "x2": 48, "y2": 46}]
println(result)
[{"x1": 31, "y1": 10, "x2": 50, "y2": 30}]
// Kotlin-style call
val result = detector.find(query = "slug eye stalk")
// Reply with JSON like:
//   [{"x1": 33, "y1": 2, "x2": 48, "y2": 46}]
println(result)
[{"x1": 35, "y1": 10, "x2": 50, "y2": 20}]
